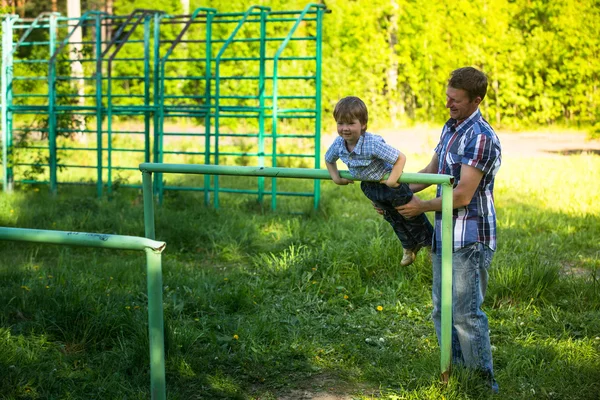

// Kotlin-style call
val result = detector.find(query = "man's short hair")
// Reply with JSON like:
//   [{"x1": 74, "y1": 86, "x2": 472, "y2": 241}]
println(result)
[
  {"x1": 333, "y1": 96, "x2": 368, "y2": 127},
  {"x1": 448, "y1": 67, "x2": 488, "y2": 102}
]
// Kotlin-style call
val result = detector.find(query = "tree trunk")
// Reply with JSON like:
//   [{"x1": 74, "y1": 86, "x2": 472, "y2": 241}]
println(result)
[
  {"x1": 387, "y1": 0, "x2": 399, "y2": 127},
  {"x1": 51, "y1": 0, "x2": 57, "y2": 12}
]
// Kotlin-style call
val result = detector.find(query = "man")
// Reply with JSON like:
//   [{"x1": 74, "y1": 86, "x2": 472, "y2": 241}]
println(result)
[{"x1": 396, "y1": 66, "x2": 502, "y2": 392}]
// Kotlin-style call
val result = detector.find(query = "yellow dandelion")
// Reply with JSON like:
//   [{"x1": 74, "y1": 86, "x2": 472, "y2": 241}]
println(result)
[
  {"x1": 376, "y1": 305, "x2": 383, "y2": 312},
  {"x1": 343, "y1": 295, "x2": 349, "y2": 300},
  {"x1": 312, "y1": 267, "x2": 317, "y2": 271},
  {"x1": 45, "y1": 285, "x2": 50, "y2": 289},
  {"x1": 233, "y1": 334, "x2": 239, "y2": 340}
]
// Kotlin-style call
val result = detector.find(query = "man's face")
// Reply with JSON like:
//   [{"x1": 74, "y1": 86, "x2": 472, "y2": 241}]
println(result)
[
  {"x1": 336, "y1": 118, "x2": 365, "y2": 145},
  {"x1": 446, "y1": 86, "x2": 481, "y2": 121}
]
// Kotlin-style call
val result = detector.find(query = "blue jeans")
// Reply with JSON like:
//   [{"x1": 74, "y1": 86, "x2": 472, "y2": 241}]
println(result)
[
  {"x1": 361, "y1": 181, "x2": 433, "y2": 250},
  {"x1": 432, "y1": 242, "x2": 498, "y2": 392}
]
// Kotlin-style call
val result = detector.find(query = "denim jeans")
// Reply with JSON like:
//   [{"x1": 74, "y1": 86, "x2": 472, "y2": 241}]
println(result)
[
  {"x1": 361, "y1": 181, "x2": 433, "y2": 250},
  {"x1": 432, "y1": 242, "x2": 498, "y2": 392}
]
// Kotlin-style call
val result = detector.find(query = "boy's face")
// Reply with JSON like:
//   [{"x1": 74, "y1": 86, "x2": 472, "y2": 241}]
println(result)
[{"x1": 336, "y1": 118, "x2": 365, "y2": 146}]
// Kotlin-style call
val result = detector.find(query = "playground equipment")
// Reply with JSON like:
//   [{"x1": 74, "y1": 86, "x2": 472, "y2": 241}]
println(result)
[
  {"x1": 0, "y1": 227, "x2": 168, "y2": 400},
  {"x1": 1, "y1": 4, "x2": 327, "y2": 209},
  {"x1": 139, "y1": 162, "x2": 456, "y2": 380}
]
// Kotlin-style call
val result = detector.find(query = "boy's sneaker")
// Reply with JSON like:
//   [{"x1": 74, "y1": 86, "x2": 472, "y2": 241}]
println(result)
[
  {"x1": 400, "y1": 244, "x2": 430, "y2": 267},
  {"x1": 400, "y1": 248, "x2": 417, "y2": 266}
]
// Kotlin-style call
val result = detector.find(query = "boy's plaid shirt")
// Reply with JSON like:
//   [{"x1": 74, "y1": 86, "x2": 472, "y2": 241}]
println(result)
[
  {"x1": 433, "y1": 109, "x2": 502, "y2": 253},
  {"x1": 324, "y1": 133, "x2": 400, "y2": 180}
]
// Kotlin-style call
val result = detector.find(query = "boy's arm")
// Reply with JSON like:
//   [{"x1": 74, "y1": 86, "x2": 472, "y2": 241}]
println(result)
[
  {"x1": 326, "y1": 161, "x2": 354, "y2": 185},
  {"x1": 383, "y1": 151, "x2": 406, "y2": 188}
]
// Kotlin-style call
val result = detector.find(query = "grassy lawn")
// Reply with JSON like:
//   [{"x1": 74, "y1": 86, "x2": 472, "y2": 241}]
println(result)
[{"x1": 0, "y1": 153, "x2": 599, "y2": 399}]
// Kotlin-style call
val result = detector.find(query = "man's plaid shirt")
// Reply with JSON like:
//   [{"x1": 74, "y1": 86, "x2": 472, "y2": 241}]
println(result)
[
  {"x1": 324, "y1": 133, "x2": 400, "y2": 181},
  {"x1": 434, "y1": 109, "x2": 502, "y2": 253}
]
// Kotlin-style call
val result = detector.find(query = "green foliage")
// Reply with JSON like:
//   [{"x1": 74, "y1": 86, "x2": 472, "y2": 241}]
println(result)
[{"x1": 4, "y1": 0, "x2": 599, "y2": 135}]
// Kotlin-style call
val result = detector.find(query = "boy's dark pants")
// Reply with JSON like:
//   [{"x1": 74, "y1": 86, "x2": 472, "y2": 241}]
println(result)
[{"x1": 361, "y1": 181, "x2": 433, "y2": 250}]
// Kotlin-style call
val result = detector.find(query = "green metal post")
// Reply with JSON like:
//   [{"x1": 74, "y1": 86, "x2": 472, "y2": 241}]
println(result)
[
  {"x1": 153, "y1": 13, "x2": 163, "y2": 202},
  {"x1": 143, "y1": 16, "x2": 151, "y2": 164},
  {"x1": 143, "y1": 170, "x2": 156, "y2": 240},
  {"x1": 257, "y1": 8, "x2": 268, "y2": 204},
  {"x1": 145, "y1": 247, "x2": 166, "y2": 400},
  {"x1": 0, "y1": 227, "x2": 166, "y2": 400},
  {"x1": 48, "y1": 13, "x2": 58, "y2": 194},
  {"x1": 95, "y1": 14, "x2": 103, "y2": 198},
  {"x1": 203, "y1": 11, "x2": 215, "y2": 207},
  {"x1": 2, "y1": 15, "x2": 18, "y2": 192},
  {"x1": 313, "y1": 7, "x2": 324, "y2": 210},
  {"x1": 440, "y1": 182, "x2": 453, "y2": 379}
]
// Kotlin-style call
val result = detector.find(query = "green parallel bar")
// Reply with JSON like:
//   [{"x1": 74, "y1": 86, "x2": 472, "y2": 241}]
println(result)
[
  {"x1": 440, "y1": 182, "x2": 453, "y2": 378},
  {"x1": 139, "y1": 163, "x2": 453, "y2": 186},
  {"x1": 0, "y1": 226, "x2": 167, "y2": 400},
  {"x1": 0, "y1": 226, "x2": 165, "y2": 251},
  {"x1": 139, "y1": 162, "x2": 454, "y2": 379}
]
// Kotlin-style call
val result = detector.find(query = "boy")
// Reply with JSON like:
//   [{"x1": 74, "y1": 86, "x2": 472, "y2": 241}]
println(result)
[{"x1": 325, "y1": 96, "x2": 433, "y2": 266}]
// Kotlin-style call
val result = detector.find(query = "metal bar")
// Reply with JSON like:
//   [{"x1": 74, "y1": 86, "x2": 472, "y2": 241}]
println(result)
[
  {"x1": 2, "y1": 15, "x2": 19, "y2": 192},
  {"x1": 139, "y1": 163, "x2": 454, "y2": 185},
  {"x1": 48, "y1": 13, "x2": 58, "y2": 194},
  {"x1": 95, "y1": 13, "x2": 103, "y2": 198},
  {"x1": 0, "y1": 226, "x2": 166, "y2": 400},
  {"x1": 0, "y1": 227, "x2": 165, "y2": 252},
  {"x1": 440, "y1": 183, "x2": 453, "y2": 378},
  {"x1": 313, "y1": 7, "x2": 324, "y2": 210}
]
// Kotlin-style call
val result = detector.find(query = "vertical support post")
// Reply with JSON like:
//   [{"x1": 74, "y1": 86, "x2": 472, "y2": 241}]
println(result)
[
  {"x1": 48, "y1": 13, "x2": 58, "y2": 194},
  {"x1": 142, "y1": 169, "x2": 164, "y2": 399},
  {"x1": 143, "y1": 16, "x2": 151, "y2": 164},
  {"x1": 203, "y1": 12, "x2": 215, "y2": 207},
  {"x1": 144, "y1": 248, "x2": 166, "y2": 400},
  {"x1": 313, "y1": 7, "x2": 323, "y2": 210},
  {"x1": 2, "y1": 15, "x2": 17, "y2": 192},
  {"x1": 257, "y1": 8, "x2": 267, "y2": 204},
  {"x1": 95, "y1": 14, "x2": 103, "y2": 198},
  {"x1": 143, "y1": 170, "x2": 156, "y2": 240},
  {"x1": 153, "y1": 13, "x2": 163, "y2": 203},
  {"x1": 440, "y1": 182, "x2": 453, "y2": 379}
]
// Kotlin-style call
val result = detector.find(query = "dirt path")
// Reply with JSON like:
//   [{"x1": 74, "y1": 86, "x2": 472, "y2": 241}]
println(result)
[{"x1": 322, "y1": 127, "x2": 600, "y2": 157}]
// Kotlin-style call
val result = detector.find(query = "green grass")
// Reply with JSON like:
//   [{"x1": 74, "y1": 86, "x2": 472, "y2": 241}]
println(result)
[{"x1": 1, "y1": 154, "x2": 599, "y2": 399}]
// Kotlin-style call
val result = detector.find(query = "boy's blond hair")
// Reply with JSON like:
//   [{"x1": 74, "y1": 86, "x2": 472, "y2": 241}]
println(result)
[{"x1": 333, "y1": 96, "x2": 368, "y2": 132}]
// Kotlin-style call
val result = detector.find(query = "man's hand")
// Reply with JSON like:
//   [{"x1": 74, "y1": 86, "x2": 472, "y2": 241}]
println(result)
[
  {"x1": 333, "y1": 177, "x2": 354, "y2": 185},
  {"x1": 396, "y1": 195, "x2": 425, "y2": 218},
  {"x1": 371, "y1": 202, "x2": 384, "y2": 215}
]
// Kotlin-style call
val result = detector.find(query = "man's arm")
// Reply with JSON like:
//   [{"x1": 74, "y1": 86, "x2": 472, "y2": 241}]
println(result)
[
  {"x1": 326, "y1": 161, "x2": 354, "y2": 185},
  {"x1": 397, "y1": 164, "x2": 484, "y2": 217}
]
